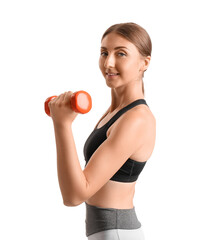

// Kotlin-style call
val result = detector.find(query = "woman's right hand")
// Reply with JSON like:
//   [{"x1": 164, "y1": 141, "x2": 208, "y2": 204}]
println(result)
[{"x1": 48, "y1": 91, "x2": 79, "y2": 126}]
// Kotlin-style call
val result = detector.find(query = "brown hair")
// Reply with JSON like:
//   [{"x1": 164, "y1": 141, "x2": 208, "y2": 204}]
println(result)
[{"x1": 101, "y1": 22, "x2": 152, "y2": 95}]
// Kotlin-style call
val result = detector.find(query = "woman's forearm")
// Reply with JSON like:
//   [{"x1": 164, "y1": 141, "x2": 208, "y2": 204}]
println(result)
[{"x1": 53, "y1": 122, "x2": 88, "y2": 206}]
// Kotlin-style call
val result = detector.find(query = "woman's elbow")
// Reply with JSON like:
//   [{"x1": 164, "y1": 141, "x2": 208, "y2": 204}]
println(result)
[
  {"x1": 63, "y1": 185, "x2": 90, "y2": 207},
  {"x1": 63, "y1": 198, "x2": 84, "y2": 207}
]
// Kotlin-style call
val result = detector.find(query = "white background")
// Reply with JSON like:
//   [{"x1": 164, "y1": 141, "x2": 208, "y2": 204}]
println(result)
[{"x1": 0, "y1": 0, "x2": 219, "y2": 239}]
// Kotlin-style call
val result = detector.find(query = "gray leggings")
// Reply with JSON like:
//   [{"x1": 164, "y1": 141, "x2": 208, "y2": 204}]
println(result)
[{"x1": 87, "y1": 227, "x2": 145, "y2": 240}]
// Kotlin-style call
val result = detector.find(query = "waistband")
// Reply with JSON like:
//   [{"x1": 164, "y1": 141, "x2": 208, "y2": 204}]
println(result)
[{"x1": 85, "y1": 202, "x2": 141, "y2": 237}]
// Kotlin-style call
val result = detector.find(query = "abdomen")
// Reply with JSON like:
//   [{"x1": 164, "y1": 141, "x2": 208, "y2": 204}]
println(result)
[{"x1": 86, "y1": 180, "x2": 136, "y2": 209}]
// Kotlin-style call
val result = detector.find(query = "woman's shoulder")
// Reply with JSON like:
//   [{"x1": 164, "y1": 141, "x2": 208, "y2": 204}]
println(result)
[
  {"x1": 108, "y1": 103, "x2": 156, "y2": 140},
  {"x1": 123, "y1": 103, "x2": 156, "y2": 127}
]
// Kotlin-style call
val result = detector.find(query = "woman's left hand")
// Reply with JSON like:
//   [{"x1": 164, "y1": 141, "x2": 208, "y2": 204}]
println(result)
[{"x1": 48, "y1": 91, "x2": 78, "y2": 126}]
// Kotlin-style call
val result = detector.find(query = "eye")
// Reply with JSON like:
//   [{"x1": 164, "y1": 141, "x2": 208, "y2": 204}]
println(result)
[
  {"x1": 118, "y1": 52, "x2": 126, "y2": 57},
  {"x1": 100, "y1": 52, "x2": 107, "y2": 56}
]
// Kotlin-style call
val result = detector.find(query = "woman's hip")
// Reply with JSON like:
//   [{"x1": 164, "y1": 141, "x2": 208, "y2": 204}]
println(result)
[{"x1": 85, "y1": 202, "x2": 145, "y2": 239}]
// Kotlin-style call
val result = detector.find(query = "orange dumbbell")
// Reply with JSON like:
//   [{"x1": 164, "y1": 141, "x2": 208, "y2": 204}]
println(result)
[{"x1": 44, "y1": 90, "x2": 92, "y2": 116}]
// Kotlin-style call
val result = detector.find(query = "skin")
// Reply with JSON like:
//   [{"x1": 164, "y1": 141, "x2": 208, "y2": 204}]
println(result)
[{"x1": 49, "y1": 32, "x2": 156, "y2": 208}]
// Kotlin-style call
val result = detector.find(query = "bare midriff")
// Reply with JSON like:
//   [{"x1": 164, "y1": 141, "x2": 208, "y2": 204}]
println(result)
[{"x1": 86, "y1": 180, "x2": 136, "y2": 209}]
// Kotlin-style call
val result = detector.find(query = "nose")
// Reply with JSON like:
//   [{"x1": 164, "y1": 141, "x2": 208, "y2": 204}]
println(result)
[{"x1": 104, "y1": 53, "x2": 115, "y2": 69}]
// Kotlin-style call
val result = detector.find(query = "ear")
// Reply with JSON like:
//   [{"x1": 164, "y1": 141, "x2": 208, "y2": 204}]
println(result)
[{"x1": 142, "y1": 56, "x2": 151, "y2": 71}]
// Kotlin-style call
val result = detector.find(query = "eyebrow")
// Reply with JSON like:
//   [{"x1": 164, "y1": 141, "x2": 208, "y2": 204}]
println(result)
[{"x1": 101, "y1": 46, "x2": 129, "y2": 50}]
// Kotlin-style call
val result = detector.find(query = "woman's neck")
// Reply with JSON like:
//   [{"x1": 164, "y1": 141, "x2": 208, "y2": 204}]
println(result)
[{"x1": 109, "y1": 80, "x2": 144, "y2": 113}]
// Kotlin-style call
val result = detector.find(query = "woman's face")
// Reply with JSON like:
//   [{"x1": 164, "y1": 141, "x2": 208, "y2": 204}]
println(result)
[{"x1": 99, "y1": 32, "x2": 148, "y2": 89}]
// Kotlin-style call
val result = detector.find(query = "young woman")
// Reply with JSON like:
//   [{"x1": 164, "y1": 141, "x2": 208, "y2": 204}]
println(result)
[{"x1": 48, "y1": 22, "x2": 156, "y2": 240}]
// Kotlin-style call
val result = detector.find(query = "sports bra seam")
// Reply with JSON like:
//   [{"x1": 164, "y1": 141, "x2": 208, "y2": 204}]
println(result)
[{"x1": 129, "y1": 161, "x2": 135, "y2": 181}]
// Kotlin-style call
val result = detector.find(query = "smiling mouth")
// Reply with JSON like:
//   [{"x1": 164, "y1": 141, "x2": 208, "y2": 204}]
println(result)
[{"x1": 106, "y1": 73, "x2": 120, "y2": 76}]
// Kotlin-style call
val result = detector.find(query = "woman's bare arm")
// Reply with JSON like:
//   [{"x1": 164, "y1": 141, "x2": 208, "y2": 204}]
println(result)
[{"x1": 53, "y1": 123, "x2": 88, "y2": 206}]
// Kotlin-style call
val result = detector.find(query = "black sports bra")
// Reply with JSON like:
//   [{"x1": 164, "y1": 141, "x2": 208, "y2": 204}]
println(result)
[{"x1": 83, "y1": 99, "x2": 149, "y2": 183}]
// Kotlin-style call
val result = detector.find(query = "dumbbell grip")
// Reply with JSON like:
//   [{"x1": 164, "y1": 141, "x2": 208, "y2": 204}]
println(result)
[{"x1": 44, "y1": 91, "x2": 92, "y2": 116}]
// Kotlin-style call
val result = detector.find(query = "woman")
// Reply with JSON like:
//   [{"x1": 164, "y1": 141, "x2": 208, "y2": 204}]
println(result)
[{"x1": 48, "y1": 22, "x2": 156, "y2": 240}]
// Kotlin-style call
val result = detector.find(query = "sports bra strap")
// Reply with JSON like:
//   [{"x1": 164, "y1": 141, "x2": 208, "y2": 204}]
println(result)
[{"x1": 106, "y1": 99, "x2": 148, "y2": 129}]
